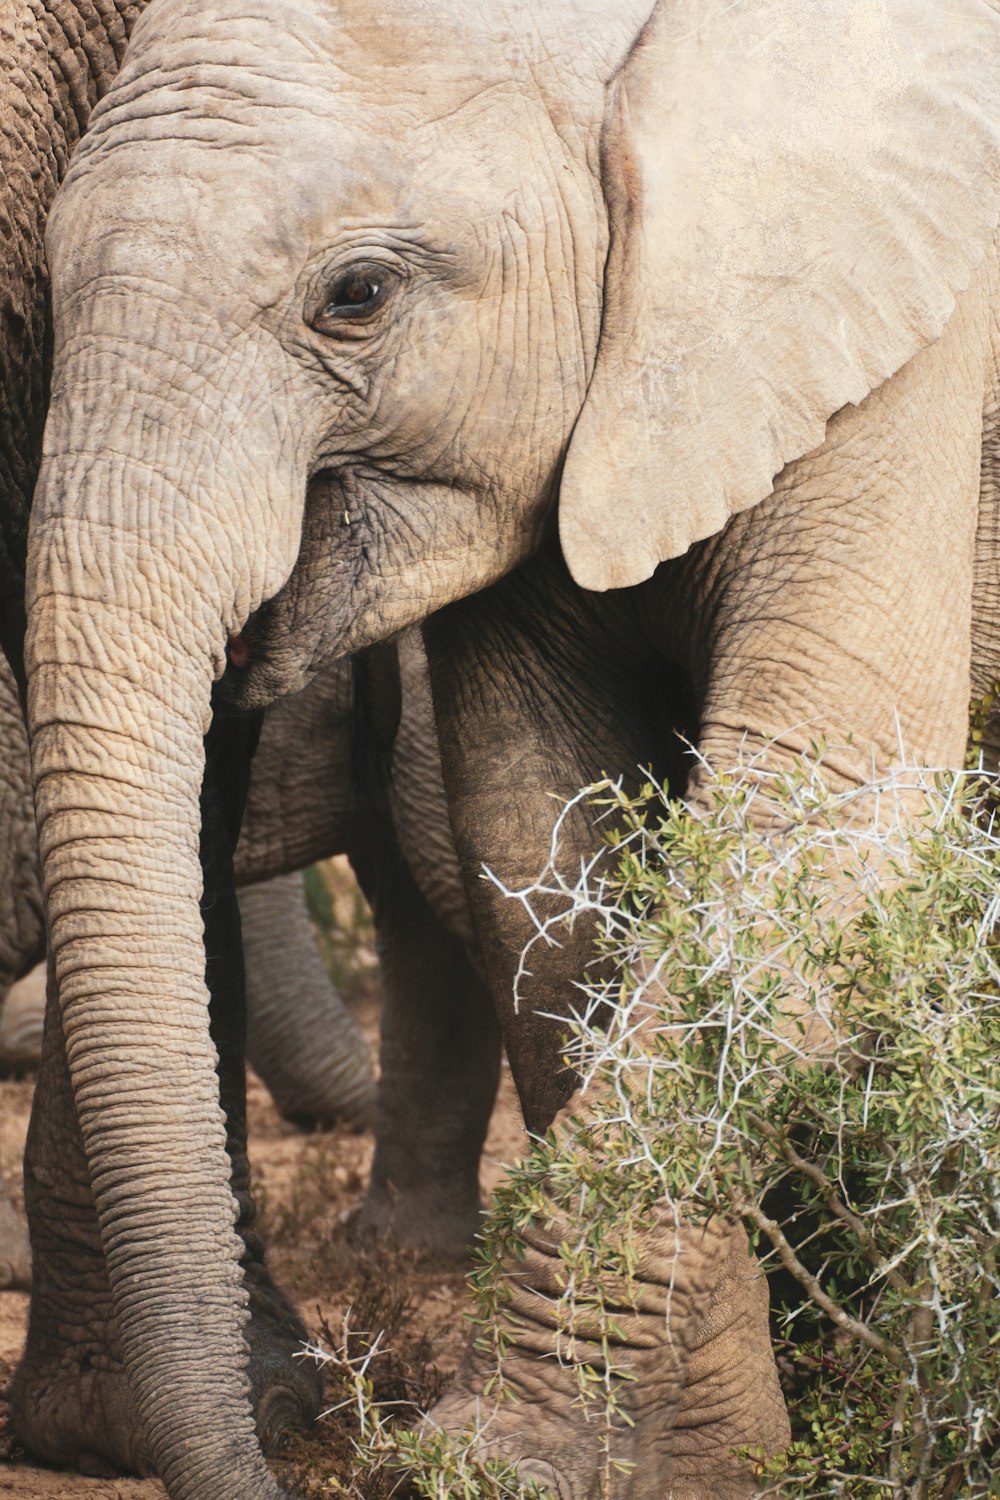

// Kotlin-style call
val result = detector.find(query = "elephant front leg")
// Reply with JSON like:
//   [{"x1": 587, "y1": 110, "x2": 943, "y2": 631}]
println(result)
[
  {"x1": 355, "y1": 840, "x2": 501, "y2": 1257},
  {"x1": 418, "y1": 557, "x2": 785, "y2": 1498},
  {"x1": 9, "y1": 957, "x2": 148, "y2": 1477},
  {"x1": 426, "y1": 1214, "x2": 783, "y2": 1500}
]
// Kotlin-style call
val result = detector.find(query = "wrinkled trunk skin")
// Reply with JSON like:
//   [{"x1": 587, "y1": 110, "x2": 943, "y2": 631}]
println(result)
[
  {"x1": 26, "y1": 489, "x2": 289, "y2": 1498},
  {"x1": 241, "y1": 872, "x2": 374, "y2": 1128}
]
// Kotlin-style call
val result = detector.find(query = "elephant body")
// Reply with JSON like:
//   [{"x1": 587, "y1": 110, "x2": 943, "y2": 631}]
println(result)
[{"x1": 12, "y1": 0, "x2": 1000, "y2": 1497}]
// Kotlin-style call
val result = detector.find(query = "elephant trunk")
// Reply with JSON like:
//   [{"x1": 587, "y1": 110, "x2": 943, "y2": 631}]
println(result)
[
  {"x1": 241, "y1": 873, "x2": 374, "y2": 1129},
  {"x1": 25, "y1": 445, "x2": 288, "y2": 1498}
]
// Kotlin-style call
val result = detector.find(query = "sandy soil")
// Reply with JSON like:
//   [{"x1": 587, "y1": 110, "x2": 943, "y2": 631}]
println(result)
[{"x1": 0, "y1": 991, "x2": 527, "y2": 1499}]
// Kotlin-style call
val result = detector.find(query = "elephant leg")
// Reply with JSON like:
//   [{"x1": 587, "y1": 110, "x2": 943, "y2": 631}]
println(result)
[
  {"x1": 427, "y1": 1217, "x2": 772, "y2": 1500},
  {"x1": 423, "y1": 275, "x2": 985, "y2": 1495},
  {"x1": 0, "y1": 648, "x2": 44, "y2": 1004},
  {"x1": 356, "y1": 842, "x2": 501, "y2": 1256},
  {"x1": 201, "y1": 714, "x2": 321, "y2": 1449},
  {"x1": 0, "y1": 652, "x2": 45, "y2": 1288},
  {"x1": 9, "y1": 958, "x2": 146, "y2": 1475},
  {"x1": 418, "y1": 553, "x2": 786, "y2": 1498},
  {"x1": 241, "y1": 871, "x2": 374, "y2": 1130},
  {"x1": 0, "y1": 966, "x2": 43, "y2": 1295},
  {"x1": 10, "y1": 719, "x2": 319, "y2": 1475}
]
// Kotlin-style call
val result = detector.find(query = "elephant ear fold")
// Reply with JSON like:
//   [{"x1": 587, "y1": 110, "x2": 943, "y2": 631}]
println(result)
[{"x1": 559, "y1": 0, "x2": 1000, "y2": 593}]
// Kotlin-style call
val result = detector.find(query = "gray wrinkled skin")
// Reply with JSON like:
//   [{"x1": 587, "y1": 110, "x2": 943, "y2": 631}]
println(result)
[
  {"x1": 1, "y1": 636, "x2": 372, "y2": 1114},
  {"x1": 241, "y1": 874, "x2": 374, "y2": 1129},
  {"x1": 0, "y1": 642, "x2": 483, "y2": 1335},
  {"x1": 22, "y1": 0, "x2": 1000, "y2": 1496}
]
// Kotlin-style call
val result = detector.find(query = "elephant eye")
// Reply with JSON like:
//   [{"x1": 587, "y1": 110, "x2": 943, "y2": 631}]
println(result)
[
  {"x1": 310, "y1": 262, "x2": 396, "y2": 335},
  {"x1": 334, "y1": 273, "x2": 380, "y2": 307}
]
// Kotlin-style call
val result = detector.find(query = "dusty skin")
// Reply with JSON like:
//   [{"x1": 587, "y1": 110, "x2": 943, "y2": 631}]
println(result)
[{"x1": 0, "y1": 867, "x2": 526, "y2": 1499}]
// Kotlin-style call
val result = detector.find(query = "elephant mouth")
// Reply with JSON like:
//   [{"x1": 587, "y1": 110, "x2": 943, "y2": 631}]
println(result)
[
  {"x1": 226, "y1": 632, "x2": 252, "y2": 670},
  {"x1": 216, "y1": 598, "x2": 309, "y2": 712}
]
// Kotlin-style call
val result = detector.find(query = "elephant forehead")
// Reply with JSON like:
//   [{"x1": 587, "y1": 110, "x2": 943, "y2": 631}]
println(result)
[
  {"x1": 83, "y1": 0, "x2": 649, "y2": 140},
  {"x1": 120, "y1": 0, "x2": 648, "y2": 71},
  {"x1": 51, "y1": 97, "x2": 546, "y2": 313},
  {"x1": 53, "y1": 0, "x2": 615, "y2": 309}
]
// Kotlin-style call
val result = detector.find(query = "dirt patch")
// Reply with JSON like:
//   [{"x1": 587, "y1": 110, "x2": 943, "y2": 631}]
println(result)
[{"x1": 0, "y1": 994, "x2": 526, "y2": 1499}]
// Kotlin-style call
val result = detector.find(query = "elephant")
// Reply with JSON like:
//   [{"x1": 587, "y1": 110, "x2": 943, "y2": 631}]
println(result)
[
  {"x1": 0, "y1": 631, "x2": 44, "y2": 1289},
  {"x1": 17, "y1": 0, "x2": 1000, "y2": 1496},
  {"x1": 1, "y1": 4, "x2": 495, "y2": 1486},
  {"x1": 1, "y1": 650, "x2": 377, "y2": 1123},
  {"x1": 0, "y1": 881, "x2": 371, "y2": 1291}
]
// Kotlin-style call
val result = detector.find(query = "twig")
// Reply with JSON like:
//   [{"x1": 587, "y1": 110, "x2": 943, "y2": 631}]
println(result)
[
  {"x1": 888, "y1": 1369, "x2": 909, "y2": 1499},
  {"x1": 739, "y1": 1200, "x2": 900, "y2": 1361},
  {"x1": 941, "y1": 1462, "x2": 967, "y2": 1500},
  {"x1": 746, "y1": 1112, "x2": 909, "y2": 1294}
]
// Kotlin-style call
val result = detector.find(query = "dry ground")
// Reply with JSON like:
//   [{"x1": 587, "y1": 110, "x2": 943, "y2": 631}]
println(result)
[{"x1": 0, "y1": 864, "x2": 527, "y2": 1499}]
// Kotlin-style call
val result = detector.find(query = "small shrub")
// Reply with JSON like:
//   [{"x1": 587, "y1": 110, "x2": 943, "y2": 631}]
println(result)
[
  {"x1": 328, "y1": 755, "x2": 1000, "y2": 1498},
  {"x1": 308, "y1": 1310, "x2": 550, "y2": 1499}
]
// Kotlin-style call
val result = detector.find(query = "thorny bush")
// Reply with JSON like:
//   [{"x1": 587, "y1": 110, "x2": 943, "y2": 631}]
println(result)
[{"x1": 316, "y1": 754, "x2": 1000, "y2": 1499}]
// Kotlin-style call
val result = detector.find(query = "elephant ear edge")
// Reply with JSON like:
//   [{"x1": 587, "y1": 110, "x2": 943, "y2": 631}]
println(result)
[{"x1": 559, "y1": 0, "x2": 1000, "y2": 593}]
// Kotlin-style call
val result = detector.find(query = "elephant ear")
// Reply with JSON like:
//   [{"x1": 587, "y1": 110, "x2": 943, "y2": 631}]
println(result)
[{"x1": 559, "y1": 0, "x2": 1000, "y2": 592}]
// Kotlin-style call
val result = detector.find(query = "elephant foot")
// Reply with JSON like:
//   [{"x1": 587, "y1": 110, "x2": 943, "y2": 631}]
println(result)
[
  {"x1": 360, "y1": 1176, "x2": 483, "y2": 1260},
  {"x1": 242, "y1": 1257, "x2": 322, "y2": 1452},
  {"x1": 415, "y1": 1219, "x2": 788, "y2": 1500},
  {"x1": 9, "y1": 1342, "x2": 153, "y2": 1477}
]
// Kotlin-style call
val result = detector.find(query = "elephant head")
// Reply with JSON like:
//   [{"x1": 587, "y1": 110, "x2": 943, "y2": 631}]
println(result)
[{"x1": 26, "y1": 0, "x2": 1000, "y2": 1493}]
